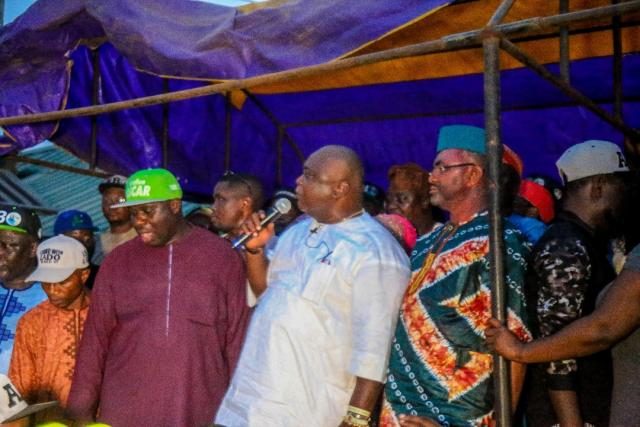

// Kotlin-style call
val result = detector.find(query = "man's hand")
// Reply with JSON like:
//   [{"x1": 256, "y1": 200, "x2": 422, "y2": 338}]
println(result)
[
  {"x1": 485, "y1": 318, "x2": 525, "y2": 361},
  {"x1": 239, "y1": 211, "x2": 275, "y2": 252},
  {"x1": 398, "y1": 414, "x2": 440, "y2": 427}
]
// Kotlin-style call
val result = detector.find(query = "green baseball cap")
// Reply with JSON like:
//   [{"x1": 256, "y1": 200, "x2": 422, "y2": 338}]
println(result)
[{"x1": 111, "y1": 168, "x2": 183, "y2": 208}]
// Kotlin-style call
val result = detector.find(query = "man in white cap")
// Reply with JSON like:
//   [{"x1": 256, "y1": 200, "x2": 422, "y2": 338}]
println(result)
[
  {"x1": 522, "y1": 140, "x2": 629, "y2": 427},
  {"x1": 8, "y1": 235, "x2": 90, "y2": 423}
]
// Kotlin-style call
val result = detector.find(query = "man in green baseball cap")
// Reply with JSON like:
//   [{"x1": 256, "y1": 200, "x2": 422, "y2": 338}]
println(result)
[
  {"x1": 111, "y1": 168, "x2": 183, "y2": 209},
  {"x1": 110, "y1": 168, "x2": 184, "y2": 246},
  {"x1": 68, "y1": 168, "x2": 250, "y2": 426}
]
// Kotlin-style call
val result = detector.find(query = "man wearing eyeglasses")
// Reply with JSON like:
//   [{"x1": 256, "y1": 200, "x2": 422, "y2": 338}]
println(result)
[
  {"x1": 215, "y1": 145, "x2": 411, "y2": 427},
  {"x1": 380, "y1": 125, "x2": 531, "y2": 427}
]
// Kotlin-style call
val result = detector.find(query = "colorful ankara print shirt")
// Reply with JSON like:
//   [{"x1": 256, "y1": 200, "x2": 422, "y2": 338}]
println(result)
[
  {"x1": 381, "y1": 212, "x2": 531, "y2": 427},
  {"x1": 0, "y1": 282, "x2": 47, "y2": 374}
]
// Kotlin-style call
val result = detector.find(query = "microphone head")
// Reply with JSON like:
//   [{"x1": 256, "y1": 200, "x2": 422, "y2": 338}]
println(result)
[{"x1": 273, "y1": 198, "x2": 292, "y2": 214}]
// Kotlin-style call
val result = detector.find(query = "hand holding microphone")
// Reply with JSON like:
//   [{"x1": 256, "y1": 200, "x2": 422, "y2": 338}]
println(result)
[{"x1": 232, "y1": 198, "x2": 292, "y2": 251}]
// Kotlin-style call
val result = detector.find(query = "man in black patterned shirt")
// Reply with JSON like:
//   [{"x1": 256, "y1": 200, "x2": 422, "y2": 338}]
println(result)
[{"x1": 525, "y1": 140, "x2": 629, "y2": 427}]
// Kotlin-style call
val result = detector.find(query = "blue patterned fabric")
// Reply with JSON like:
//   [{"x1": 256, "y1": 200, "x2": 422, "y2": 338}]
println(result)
[{"x1": 0, "y1": 282, "x2": 47, "y2": 374}]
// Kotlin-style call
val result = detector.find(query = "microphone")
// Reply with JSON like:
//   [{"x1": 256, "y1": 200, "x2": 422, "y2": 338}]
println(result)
[{"x1": 231, "y1": 198, "x2": 292, "y2": 249}]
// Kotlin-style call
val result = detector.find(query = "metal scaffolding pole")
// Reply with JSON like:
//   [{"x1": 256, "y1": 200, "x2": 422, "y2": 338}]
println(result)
[
  {"x1": 613, "y1": 0, "x2": 623, "y2": 120},
  {"x1": 162, "y1": 78, "x2": 170, "y2": 169},
  {"x1": 11, "y1": 155, "x2": 110, "y2": 178},
  {"x1": 89, "y1": 48, "x2": 101, "y2": 169},
  {"x1": 559, "y1": 0, "x2": 571, "y2": 82},
  {"x1": 224, "y1": 93, "x2": 232, "y2": 171},
  {"x1": 483, "y1": 34, "x2": 511, "y2": 427},
  {"x1": 276, "y1": 127, "x2": 284, "y2": 186},
  {"x1": 499, "y1": 37, "x2": 640, "y2": 141},
  {"x1": 241, "y1": 89, "x2": 306, "y2": 167}
]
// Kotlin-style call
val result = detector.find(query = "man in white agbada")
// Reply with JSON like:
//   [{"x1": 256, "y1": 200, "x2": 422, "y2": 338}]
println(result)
[{"x1": 215, "y1": 145, "x2": 410, "y2": 427}]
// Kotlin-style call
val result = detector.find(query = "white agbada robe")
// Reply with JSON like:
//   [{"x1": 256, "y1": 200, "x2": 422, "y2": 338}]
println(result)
[{"x1": 216, "y1": 213, "x2": 410, "y2": 427}]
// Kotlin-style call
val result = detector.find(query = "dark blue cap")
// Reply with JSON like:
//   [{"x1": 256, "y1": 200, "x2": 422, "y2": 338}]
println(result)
[{"x1": 54, "y1": 210, "x2": 98, "y2": 235}]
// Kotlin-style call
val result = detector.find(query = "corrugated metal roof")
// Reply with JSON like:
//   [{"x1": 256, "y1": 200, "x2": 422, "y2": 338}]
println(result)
[
  {"x1": 12, "y1": 143, "x2": 203, "y2": 238},
  {"x1": 0, "y1": 169, "x2": 56, "y2": 214},
  {"x1": 15, "y1": 143, "x2": 106, "y2": 237}
]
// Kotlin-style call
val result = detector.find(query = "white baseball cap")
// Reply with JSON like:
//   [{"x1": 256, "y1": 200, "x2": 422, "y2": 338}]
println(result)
[
  {"x1": 556, "y1": 140, "x2": 629, "y2": 184},
  {"x1": 26, "y1": 235, "x2": 89, "y2": 284},
  {"x1": 0, "y1": 373, "x2": 57, "y2": 423}
]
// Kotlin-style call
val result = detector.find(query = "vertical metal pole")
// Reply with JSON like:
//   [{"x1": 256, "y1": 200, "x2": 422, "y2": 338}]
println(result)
[
  {"x1": 276, "y1": 126, "x2": 284, "y2": 186},
  {"x1": 162, "y1": 78, "x2": 170, "y2": 169},
  {"x1": 612, "y1": 0, "x2": 623, "y2": 120},
  {"x1": 559, "y1": 0, "x2": 570, "y2": 82},
  {"x1": 483, "y1": 36, "x2": 511, "y2": 427},
  {"x1": 0, "y1": 0, "x2": 5, "y2": 26},
  {"x1": 224, "y1": 93, "x2": 232, "y2": 171},
  {"x1": 89, "y1": 48, "x2": 101, "y2": 170}
]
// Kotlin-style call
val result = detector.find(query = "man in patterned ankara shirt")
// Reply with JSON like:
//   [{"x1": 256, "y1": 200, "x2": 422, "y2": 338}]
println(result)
[
  {"x1": 9, "y1": 235, "x2": 91, "y2": 423},
  {"x1": 380, "y1": 125, "x2": 531, "y2": 427},
  {"x1": 524, "y1": 140, "x2": 629, "y2": 427}
]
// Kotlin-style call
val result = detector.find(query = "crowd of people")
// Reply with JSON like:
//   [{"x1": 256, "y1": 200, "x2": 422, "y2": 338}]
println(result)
[{"x1": 0, "y1": 123, "x2": 637, "y2": 427}]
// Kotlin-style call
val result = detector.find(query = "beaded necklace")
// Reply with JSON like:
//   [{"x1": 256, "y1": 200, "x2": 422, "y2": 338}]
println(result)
[{"x1": 406, "y1": 222, "x2": 458, "y2": 295}]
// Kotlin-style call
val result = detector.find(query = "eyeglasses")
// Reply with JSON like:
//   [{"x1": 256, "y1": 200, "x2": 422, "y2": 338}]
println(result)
[
  {"x1": 431, "y1": 162, "x2": 478, "y2": 175},
  {"x1": 300, "y1": 168, "x2": 339, "y2": 186}
]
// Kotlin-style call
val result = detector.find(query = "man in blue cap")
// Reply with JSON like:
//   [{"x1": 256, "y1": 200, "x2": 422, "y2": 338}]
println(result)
[
  {"x1": 53, "y1": 209, "x2": 99, "y2": 289},
  {"x1": 381, "y1": 125, "x2": 531, "y2": 426},
  {"x1": 0, "y1": 204, "x2": 47, "y2": 375}
]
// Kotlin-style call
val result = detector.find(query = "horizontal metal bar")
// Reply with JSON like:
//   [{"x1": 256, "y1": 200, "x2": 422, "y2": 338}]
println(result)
[
  {"x1": 10, "y1": 155, "x2": 110, "y2": 178},
  {"x1": 283, "y1": 95, "x2": 640, "y2": 129},
  {"x1": 499, "y1": 37, "x2": 640, "y2": 140}
]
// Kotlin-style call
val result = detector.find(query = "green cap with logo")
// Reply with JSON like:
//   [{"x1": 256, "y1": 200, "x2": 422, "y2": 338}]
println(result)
[{"x1": 111, "y1": 168, "x2": 183, "y2": 208}]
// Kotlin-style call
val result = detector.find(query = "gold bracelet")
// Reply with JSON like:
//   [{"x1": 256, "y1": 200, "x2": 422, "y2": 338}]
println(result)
[
  {"x1": 342, "y1": 413, "x2": 370, "y2": 427},
  {"x1": 347, "y1": 405, "x2": 371, "y2": 419}
]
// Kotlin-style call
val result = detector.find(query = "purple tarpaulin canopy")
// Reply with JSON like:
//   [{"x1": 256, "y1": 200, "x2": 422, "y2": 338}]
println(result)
[{"x1": 1, "y1": 0, "x2": 639, "y2": 198}]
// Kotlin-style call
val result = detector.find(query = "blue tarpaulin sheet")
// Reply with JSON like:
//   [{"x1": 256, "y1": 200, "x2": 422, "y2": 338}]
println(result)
[{"x1": 1, "y1": 0, "x2": 638, "y2": 197}]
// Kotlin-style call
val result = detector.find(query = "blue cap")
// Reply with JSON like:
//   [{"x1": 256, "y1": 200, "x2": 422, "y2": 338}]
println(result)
[
  {"x1": 436, "y1": 125, "x2": 486, "y2": 154},
  {"x1": 54, "y1": 210, "x2": 98, "y2": 235}
]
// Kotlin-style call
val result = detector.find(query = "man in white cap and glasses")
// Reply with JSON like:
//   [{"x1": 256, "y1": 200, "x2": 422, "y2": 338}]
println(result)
[
  {"x1": 520, "y1": 140, "x2": 629, "y2": 427},
  {"x1": 8, "y1": 235, "x2": 90, "y2": 424},
  {"x1": 67, "y1": 168, "x2": 250, "y2": 427},
  {"x1": 92, "y1": 174, "x2": 137, "y2": 265}
]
